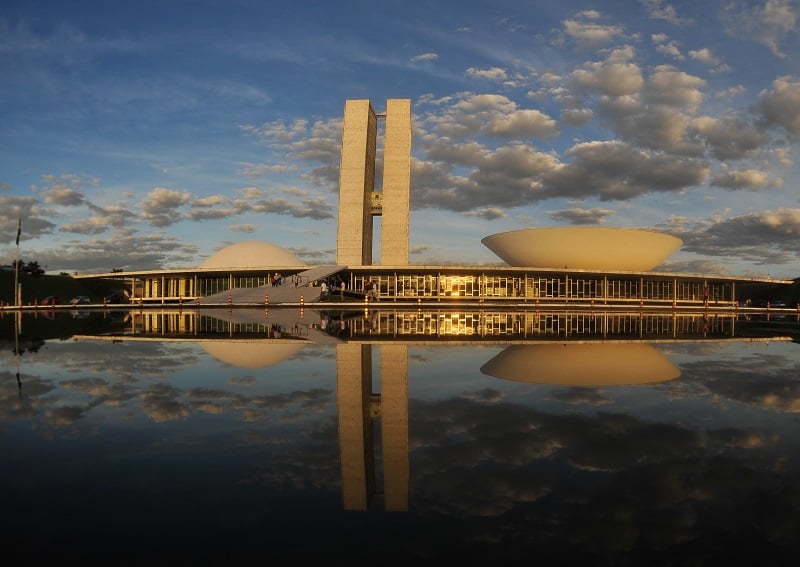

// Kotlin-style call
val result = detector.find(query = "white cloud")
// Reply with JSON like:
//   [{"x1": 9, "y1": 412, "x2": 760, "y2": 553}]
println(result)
[
  {"x1": 563, "y1": 18, "x2": 626, "y2": 48},
  {"x1": 721, "y1": 0, "x2": 799, "y2": 58},
  {"x1": 412, "y1": 53, "x2": 439, "y2": 62}
]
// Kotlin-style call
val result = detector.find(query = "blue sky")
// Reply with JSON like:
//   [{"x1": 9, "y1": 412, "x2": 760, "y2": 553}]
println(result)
[{"x1": 1, "y1": 0, "x2": 799, "y2": 278}]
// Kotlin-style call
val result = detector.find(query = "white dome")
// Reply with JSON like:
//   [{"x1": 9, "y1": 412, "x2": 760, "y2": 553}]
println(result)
[
  {"x1": 199, "y1": 240, "x2": 306, "y2": 269},
  {"x1": 201, "y1": 340, "x2": 304, "y2": 369},
  {"x1": 481, "y1": 227, "x2": 682, "y2": 271}
]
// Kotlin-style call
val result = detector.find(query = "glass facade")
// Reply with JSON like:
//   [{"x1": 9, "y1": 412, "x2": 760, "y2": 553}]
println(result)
[
  {"x1": 125, "y1": 309, "x2": 739, "y2": 341},
  {"x1": 107, "y1": 267, "x2": 748, "y2": 308}
]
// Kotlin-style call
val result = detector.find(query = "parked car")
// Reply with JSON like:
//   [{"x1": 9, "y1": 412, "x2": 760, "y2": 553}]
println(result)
[
  {"x1": 105, "y1": 293, "x2": 129, "y2": 304},
  {"x1": 70, "y1": 295, "x2": 91, "y2": 305},
  {"x1": 40, "y1": 296, "x2": 61, "y2": 306}
]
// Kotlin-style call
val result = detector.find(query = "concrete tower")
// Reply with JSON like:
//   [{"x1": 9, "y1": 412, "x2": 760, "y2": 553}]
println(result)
[{"x1": 336, "y1": 99, "x2": 411, "y2": 266}]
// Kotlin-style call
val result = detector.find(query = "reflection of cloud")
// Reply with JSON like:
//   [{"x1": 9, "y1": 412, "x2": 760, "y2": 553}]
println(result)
[
  {"x1": 141, "y1": 383, "x2": 192, "y2": 422},
  {"x1": 707, "y1": 427, "x2": 773, "y2": 449},
  {"x1": 551, "y1": 388, "x2": 611, "y2": 405},
  {"x1": 51, "y1": 340, "x2": 199, "y2": 380},
  {"x1": 44, "y1": 406, "x2": 87, "y2": 426},
  {"x1": 60, "y1": 377, "x2": 113, "y2": 397},
  {"x1": 1, "y1": 338, "x2": 333, "y2": 428},
  {"x1": 406, "y1": 393, "x2": 796, "y2": 556},
  {"x1": 461, "y1": 388, "x2": 505, "y2": 403},
  {"x1": 678, "y1": 346, "x2": 800, "y2": 413}
]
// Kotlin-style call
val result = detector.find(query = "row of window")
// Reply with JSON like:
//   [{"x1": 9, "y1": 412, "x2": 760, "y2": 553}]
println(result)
[
  {"x1": 356, "y1": 311, "x2": 734, "y2": 337},
  {"x1": 128, "y1": 310, "x2": 736, "y2": 339},
  {"x1": 130, "y1": 272, "x2": 734, "y2": 303}
]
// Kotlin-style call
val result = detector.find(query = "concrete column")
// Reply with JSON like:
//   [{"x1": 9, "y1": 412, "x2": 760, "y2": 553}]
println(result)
[
  {"x1": 381, "y1": 99, "x2": 411, "y2": 265},
  {"x1": 336, "y1": 100, "x2": 377, "y2": 265},
  {"x1": 380, "y1": 344, "x2": 409, "y2": 511},
  {"x1": 337, "y1": 343, "x2": 375, "y2": 510}
]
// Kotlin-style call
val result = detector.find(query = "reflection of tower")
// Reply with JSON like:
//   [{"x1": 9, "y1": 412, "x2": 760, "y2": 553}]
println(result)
[
  {"x1": 336, "y1": 99, "x2": 412, "y2": 266},
  {"x1": 337, "y1": 343, "x2": 409, "y2": 511}
]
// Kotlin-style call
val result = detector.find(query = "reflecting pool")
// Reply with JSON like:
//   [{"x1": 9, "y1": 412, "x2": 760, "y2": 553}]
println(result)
[{"x1": 2, "y1": 308, "x2": 800, "y2": 563}]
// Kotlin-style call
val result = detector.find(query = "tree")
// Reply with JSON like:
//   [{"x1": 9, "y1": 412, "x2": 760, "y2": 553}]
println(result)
[{"x1": 14, "y1": 259, "x2": 45, "y2": 277}]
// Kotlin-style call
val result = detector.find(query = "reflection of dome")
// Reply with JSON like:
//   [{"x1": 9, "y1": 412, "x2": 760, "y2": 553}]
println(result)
[
  {"x1": 199, "y1": 241, "x2": 306, "y2": 269},
  {"x1": 481, "y1": 228, "x2": 682, "y2": 271},
  {"x1": 200, "y1": 340, "x2": 305, "y2": 369},
  {"x1": 480, "y1": 343, "x2": 681, "y2": 386}
]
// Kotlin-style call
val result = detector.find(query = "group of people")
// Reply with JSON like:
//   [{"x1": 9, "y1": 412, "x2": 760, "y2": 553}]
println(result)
[
  {"x1": 318, "y1": 278, "x2": 346, "y2": 299},
  {"x1": 314, "y1": 277, "x2": 379, "y2": 301},
  {"x1": 364, "y1": 280, "x2": 380, "y2": 301}
]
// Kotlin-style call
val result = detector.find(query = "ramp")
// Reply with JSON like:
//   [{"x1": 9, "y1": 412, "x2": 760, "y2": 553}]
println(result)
[{"x1": 199, "y1": 265, "x2": 346, "y2": 305}]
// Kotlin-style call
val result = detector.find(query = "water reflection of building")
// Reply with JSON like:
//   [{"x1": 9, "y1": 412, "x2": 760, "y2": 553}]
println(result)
[
  {"x1": 338, "y1": 344, "x2": 409, "y2": 511},
  {"x1": 480, "y1": 343, "x2": 681, "y2": 386},
  {"x1": 72, "y1": 308, "x2": 794, "y2": 512},
  {"x1": 122, "y1": 308, "x2": 745, "y2": 342}
]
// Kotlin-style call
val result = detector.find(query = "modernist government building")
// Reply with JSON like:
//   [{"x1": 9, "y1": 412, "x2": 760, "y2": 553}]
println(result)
[{"x1": 78, "y1": 98, "x2": 791, "y2": 309}]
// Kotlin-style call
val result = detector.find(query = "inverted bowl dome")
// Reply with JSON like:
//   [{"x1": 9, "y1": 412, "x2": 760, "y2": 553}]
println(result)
[
  {"x1": 480, "y1": 343, "x2": 681, "y2": 386},
  {"x1": 481, "y1": 227, "x2": 682, "y2": 271},
  {"x1": 201, "y1": 340, "x2": 304, "y2": 369}
]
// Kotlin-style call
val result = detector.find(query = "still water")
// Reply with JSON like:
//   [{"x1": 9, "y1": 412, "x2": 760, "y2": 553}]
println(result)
[{"x1": 2, "y1": 308, "x2": 800, "y2": 564}]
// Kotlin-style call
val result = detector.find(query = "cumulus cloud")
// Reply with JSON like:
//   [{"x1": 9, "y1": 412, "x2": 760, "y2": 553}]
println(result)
[
  {"x1": 232, "y1": 192, "x2": 334, "y2": 220},
  {"x1": 560, "y1": 108, "x2": 593, "y2": 126},
  {"x1": 0, "y1": 195, "x2": 56, "y2": 243},
  {"x1": 239, "y1": 118, "x2": 310, "y2": 143},
  {"x1": 721, "y1": 0, "x2": 799, "y2": 58},
  {"x1": 642, "y1": 67, "x2": 706, "y2": 111},
  {"x1": 541, "y1": 141, "x2": 709, "y2": 200},
  {"x1": 546, "y1": 207, "x2": 616, "y2": 224},
  {"x1": 185, "y1": 207, "x2": 237, "y2": 221},
  {"x1": 710, "y1": 169, "x2": 771, "y2": 190},
  {"x1": 674, "y1": 208, "x2": 800, "y2": 267},
  {"x1": 570, "y1": 57, "x2": 644, "y2": 98},
  {"x1": 466, "y1": 67, "x2": 508, "y2": 82},
  {"x1": 640, "y1": 0, "x2": 693, "y2": 25},
  {"x1": 43, "y1": 186, "x2": 85, "y2": 207},
  {"x1": 563, "y1": 15, "x2": 626, "y2": 49},
  {"x1": 140, "y1": 187, "x2": 192, "y2": 227},
  {"x1": 690, "y1": 116, "x2": 768, "y2": 160},
  {"x1": 423, "y1": 93, "x2": 558, "y2": 140},
  {"x1": 688, "y1": 48, "x2": 721, "y2": 66},
  {"x1": 60, "y1": 216, "x2": 118, "y2": 235},
  {"x1": 191, "y1": 195, "x2": 226, "y2": 208},
  {"x1": 653, "y1": 38, "x2": 684, "y2": 60},
  {"x1": 467, "y1": 208, "x2": 507, "y2": 220},
  {"x1": 757, "y1": 76, "x2": 800, "y2": 135},
  {"x1": 30, "y1": 228, "x2": 199, "y2": 272}
]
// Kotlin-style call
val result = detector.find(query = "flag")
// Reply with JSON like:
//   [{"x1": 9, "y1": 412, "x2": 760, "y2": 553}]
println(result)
[{"x1": 16, "y1": 218, "x2": 21, "y2": 246}]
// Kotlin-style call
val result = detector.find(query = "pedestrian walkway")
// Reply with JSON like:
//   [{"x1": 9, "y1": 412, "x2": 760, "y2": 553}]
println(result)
[{"x1": 199, "y1": 265, "x2": 346, "y2": 305}]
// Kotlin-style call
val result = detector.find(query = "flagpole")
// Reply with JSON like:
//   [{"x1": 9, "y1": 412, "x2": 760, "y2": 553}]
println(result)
[{"x1": 15, "y1": 310, "x2": 22, "y2": 399}]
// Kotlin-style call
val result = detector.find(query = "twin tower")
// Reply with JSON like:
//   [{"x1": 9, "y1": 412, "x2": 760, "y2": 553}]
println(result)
[{"x1": 336, "y1": 99, "x2": 412, "y2": 266}]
